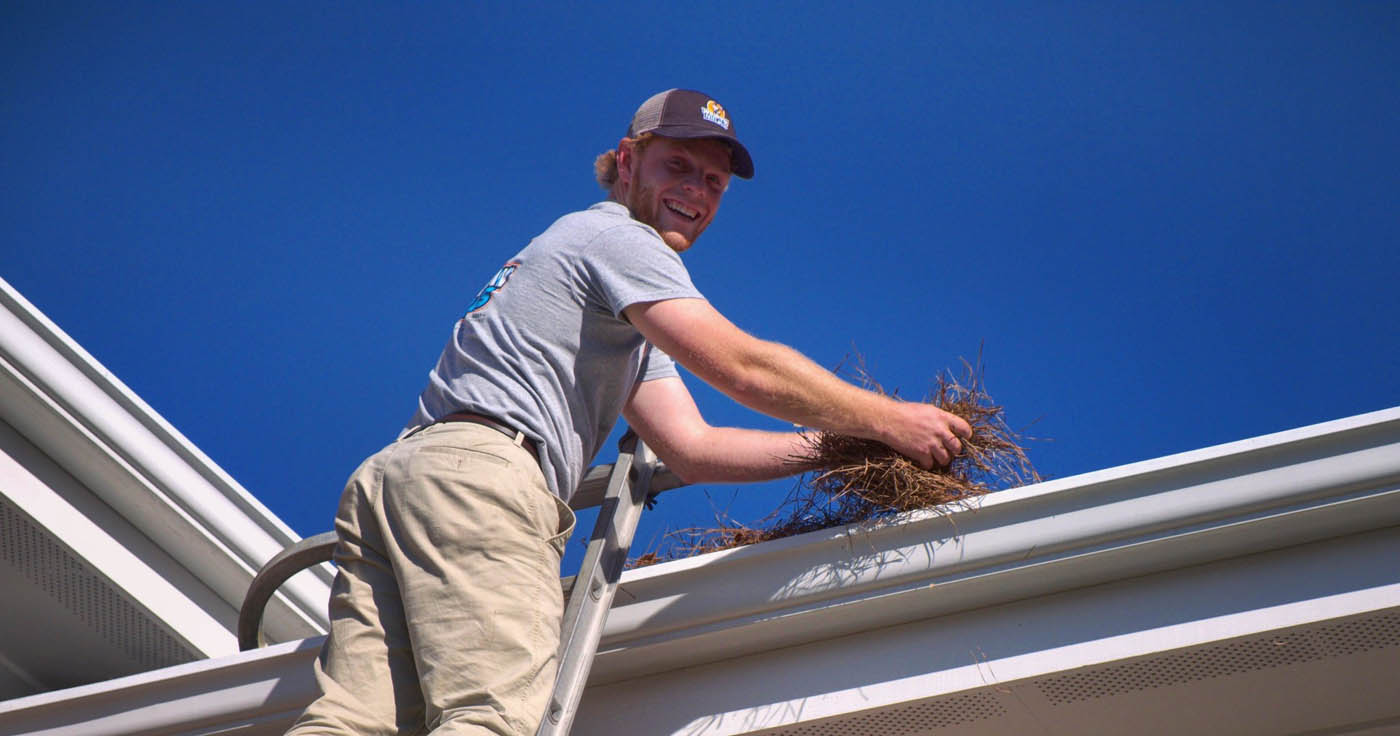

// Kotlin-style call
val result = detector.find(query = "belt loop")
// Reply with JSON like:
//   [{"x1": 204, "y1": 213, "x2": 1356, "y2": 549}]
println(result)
[{"x1": 513, "y1": 430, "x2": 526, "y2": 447}]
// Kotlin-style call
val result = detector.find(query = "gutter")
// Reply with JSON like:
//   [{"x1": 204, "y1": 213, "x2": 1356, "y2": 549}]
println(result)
[
  {"x1": 589, "y1": 407, "x2": 1400, "y2": 682},
  {"x1": 1, "y1": 407, "x2": 1394, "y2": 734},
  {"x1": 0, "y1": 639, "x2": 321, "y2": 736},
  {"x1": 0, "y1": 277, "x2": 330, "y2": 645}
]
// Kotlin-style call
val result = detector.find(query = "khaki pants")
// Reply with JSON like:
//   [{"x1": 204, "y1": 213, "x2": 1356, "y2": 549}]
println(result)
[{"x1": 287, "y1": 422, "x2": 575, "y2": 735}]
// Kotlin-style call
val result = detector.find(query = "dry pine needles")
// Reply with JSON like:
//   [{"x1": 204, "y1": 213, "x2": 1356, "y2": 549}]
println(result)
[{"x1": 630, "y1": 356, "x2": 1042, "y2": 567}]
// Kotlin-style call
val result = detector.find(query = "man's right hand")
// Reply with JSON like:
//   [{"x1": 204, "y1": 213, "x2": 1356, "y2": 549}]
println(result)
[{"x1": 882, "y1": 401, "x2": 973, "y2": 469}]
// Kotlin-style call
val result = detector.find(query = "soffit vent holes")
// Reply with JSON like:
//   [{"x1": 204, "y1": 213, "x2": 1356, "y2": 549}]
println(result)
[
  {"x1": 1034, "y1": 609, "x2": 1400, "y2": 706},
  {"x1": 0, "y1": 496, "x2": 199, "y2": 671},
  {"x1": 756, "y1": 691, "x2": 1005, "y2": 735}
]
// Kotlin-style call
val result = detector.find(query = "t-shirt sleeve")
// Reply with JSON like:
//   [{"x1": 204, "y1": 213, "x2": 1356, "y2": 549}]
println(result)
[
  {"x1": 584, "y1": 223, "x2": 705, "y2": 317},
  {"x1": 639, "y1": 343, "x2": 681, "y2": 382}
]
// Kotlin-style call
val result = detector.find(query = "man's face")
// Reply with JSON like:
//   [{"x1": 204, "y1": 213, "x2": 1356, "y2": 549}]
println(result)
[{"x1": 619, "y1": 136, "x2": 732, "y2": 253}]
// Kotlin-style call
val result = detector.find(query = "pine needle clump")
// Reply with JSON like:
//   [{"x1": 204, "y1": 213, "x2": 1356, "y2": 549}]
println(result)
[{"x1": 630, "y1": 356, "x2": 1042, "y2": 567}]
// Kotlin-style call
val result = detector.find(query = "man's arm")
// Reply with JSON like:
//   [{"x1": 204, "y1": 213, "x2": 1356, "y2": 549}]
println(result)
[
  {"x1": 623, "y1": 298, "x2": 971, "y2": 469},
  {"x1": 623, "y1": 376, "x2": 813, "y2": 484}
]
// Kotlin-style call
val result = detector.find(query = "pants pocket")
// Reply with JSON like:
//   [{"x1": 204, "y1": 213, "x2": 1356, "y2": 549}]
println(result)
[{"x1": 546, "y1": 495, "x2": 576, "y2": 558}]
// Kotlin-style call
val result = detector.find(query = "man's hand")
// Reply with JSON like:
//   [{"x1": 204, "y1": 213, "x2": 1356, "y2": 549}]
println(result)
[{"x1": 881, "y1": 402, "x2": 973, "y2": 469}]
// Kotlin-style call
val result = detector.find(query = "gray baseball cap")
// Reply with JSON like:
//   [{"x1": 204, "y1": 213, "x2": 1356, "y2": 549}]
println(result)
[{"x1": 626, "y1": 89, "x2": 755, "y2": 179}]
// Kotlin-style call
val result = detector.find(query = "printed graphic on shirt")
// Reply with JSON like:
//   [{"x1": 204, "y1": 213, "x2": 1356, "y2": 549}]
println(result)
[{"x1": 466, "y1": 261, "x2": 518, "y2": 314}]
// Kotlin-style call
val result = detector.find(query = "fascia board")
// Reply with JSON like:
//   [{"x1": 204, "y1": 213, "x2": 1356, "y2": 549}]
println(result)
[
  {"x1": 0, "y1": 638, "x2": 321, "y2": 736},
  {"x1": 6, "y1": 537, "x2": 1391, "y2": 735},
  {"x1": 576, "y1": 534, "x2": 1400, "y2": 735},
  {"x1": 2, "y1": 408, "x2": 1395, "y2": 735},
  {"x1": 590, "y1": 407, "x2": 1400, "y2": 682},
  {"x1": 0, "y1": 278, "x2": 329, "y2": 642}
]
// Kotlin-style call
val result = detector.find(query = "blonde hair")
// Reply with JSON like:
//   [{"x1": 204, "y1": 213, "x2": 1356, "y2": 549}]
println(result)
[{"x1": 593, "y1": 133, "x2": 656, "y2": 191}]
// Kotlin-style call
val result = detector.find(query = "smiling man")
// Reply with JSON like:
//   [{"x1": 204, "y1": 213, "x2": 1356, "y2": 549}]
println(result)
[{"x1": 287, "y1": 89, "x2": 971, "y2": 736}]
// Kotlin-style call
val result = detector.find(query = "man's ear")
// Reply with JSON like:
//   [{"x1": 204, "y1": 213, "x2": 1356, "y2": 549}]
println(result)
[{"x1": 615, "y1": 138, "x2": 636, "y2": 188}]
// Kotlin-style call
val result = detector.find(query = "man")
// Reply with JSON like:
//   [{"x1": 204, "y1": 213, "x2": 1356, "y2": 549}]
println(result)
[{"x1": 288, "y1": 89, "x2": 970, "y2": 735}]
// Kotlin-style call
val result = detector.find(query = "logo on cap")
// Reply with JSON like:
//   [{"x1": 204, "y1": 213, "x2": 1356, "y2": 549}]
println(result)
[{"x1": 700, "y1": 100, "x2": 730, "y2": 130}]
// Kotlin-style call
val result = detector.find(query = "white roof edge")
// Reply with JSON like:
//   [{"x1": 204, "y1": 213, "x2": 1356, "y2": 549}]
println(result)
[
  {"x1": 592, "y1": 406, "x2": 1400, "y2": 681},
  {"x1": 0, "y1": 277, "x2": 330, "y2": 637},
  {"x1": 2, "y1": 407, "x2": 1396, "y2": 734},
  {"x1": 0, "y1": 638, "x2": 322, "y2": 735},
  {"x1": 622, "y1": 406, "x2": 1400, "y2": 584},
  {"x1": 982, "y1": 405, "x2": 1400, "y2": 506}
]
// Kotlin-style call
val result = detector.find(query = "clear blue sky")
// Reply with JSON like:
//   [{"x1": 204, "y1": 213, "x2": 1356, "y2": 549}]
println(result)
[{"x1": 4, "y1": 2, "x2": 1397, "y2": 574}]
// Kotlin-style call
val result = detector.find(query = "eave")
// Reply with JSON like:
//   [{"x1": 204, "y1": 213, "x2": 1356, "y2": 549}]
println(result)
[
  {"x1": 0, "y1": 277, "x2": 330, "y2": 692},
  {"x1": 588, "y1": 407, "x2": 1400, "y2": 687},
  {"x1": 2, "y1": 407, "x2": 1396, "y2": 734}
]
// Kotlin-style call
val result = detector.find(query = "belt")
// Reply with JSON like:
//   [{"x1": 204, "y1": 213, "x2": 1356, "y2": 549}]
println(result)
[{"x1": 438, "y1": 411, "x2": 539, "y2": 462}]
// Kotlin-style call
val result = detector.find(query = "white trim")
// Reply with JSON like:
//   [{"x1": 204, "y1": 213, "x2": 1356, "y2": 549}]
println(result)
[
  {"x1": 1, "y1": 407, "x2": 1395, "y2": 735},
  {"x1": 0, "y1": 439, "x2": 233, "y2": 655},
  {"x1": 635, "y1": 583, "x2": 1400, "y2": 735},
  {"x1": 0, "y1": 277, "x2": 329, "y2": 643},
  {"x1": 0, "y1": 639, "x2": 321, "y2": 736},
  {"x1": 589, "y1": 407, "x2": 1400, "y2": 682}
]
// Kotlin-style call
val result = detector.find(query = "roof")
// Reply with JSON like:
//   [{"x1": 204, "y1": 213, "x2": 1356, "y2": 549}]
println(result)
[
  {"x1": 4, "y1": 402, "x2": 1397, "y2": 734},
  {"x1": 0, "y1": 277, "x2": 331, "y2": 699}
]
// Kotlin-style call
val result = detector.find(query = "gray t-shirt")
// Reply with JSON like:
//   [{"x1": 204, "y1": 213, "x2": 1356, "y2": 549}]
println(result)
[{"x1": 405, "y1": 201, "x2": 704, "y2": 501}]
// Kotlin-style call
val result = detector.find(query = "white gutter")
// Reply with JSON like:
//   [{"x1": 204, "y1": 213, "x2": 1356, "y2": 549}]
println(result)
[
  {"x1": 1, "y1": 408, "x2": 1394, "y2": 734},
  {"x1": 0, "y1": 277, "x2": 329, "y2": 643},
  {"x1": 0, "y1": 639, "x2": 321, "y2": 736},
  {"x1": 590, "y1": 406, "x2": 1400, "y2": 682}
]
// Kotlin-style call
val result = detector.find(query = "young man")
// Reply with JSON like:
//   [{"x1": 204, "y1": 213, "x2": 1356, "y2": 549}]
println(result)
[{"x1": 288, "y1": 89, "x2": 970, "y2": 735}]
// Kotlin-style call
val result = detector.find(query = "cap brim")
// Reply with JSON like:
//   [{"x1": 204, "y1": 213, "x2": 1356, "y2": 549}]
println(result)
[{"x1": 646, "y1": 124, "x2": 755, "y2": 179}]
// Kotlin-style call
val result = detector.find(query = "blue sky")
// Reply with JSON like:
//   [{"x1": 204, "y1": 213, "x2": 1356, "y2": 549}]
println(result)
[{"x1": 4, "y1": 2, "x2": 1397, "y2": 574}]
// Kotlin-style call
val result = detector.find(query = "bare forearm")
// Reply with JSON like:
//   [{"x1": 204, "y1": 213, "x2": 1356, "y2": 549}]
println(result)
[
  {"x1": 624, "y1": 375, "x2": 816, "y2": 485},
  {"x1": 658, "y1": 426, "x2": 815, "y2": 485},
  {"x1": 698, "y1": 338, "x2": 894, "y2": 441}
]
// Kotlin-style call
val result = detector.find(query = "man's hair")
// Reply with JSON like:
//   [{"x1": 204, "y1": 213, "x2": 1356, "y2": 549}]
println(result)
[{"x1": 594, "y1": 133, "x2": 656, "y2": 192}]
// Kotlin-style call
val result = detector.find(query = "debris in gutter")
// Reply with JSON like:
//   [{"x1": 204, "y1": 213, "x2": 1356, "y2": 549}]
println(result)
[{"x1": 630, "y1": 353, "x2": 1043, "y2": 567}]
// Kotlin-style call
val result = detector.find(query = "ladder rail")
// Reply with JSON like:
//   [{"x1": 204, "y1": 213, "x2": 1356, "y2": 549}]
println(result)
[{"x1": 537, "y1": 432, "x2": 656, "y2": 736}]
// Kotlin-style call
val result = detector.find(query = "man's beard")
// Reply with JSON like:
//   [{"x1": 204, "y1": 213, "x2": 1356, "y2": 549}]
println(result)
[{"x1": 626, "y1": 182, "x2": 698, "y2": 253}]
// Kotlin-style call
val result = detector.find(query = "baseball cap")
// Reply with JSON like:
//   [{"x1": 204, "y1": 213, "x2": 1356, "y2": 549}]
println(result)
[{"x1": 626, "y1": 89, "x2": 755, "y2": 179}]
